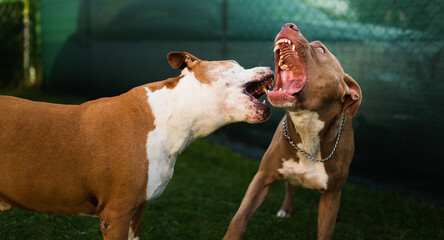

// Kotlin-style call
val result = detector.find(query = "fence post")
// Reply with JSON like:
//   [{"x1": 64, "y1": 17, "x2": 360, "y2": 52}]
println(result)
[
  {"x1": 21, "y1": 0, "x2": 30, "y2": 88},
  {"x1": 222, "y1": 0, "x2": 227, "y2": 58}
]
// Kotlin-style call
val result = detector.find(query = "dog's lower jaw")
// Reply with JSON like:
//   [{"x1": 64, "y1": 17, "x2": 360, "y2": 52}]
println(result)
[
  {"x1": 267, "y1": 90, "x2": 297, "y2": 109},
  {"x1": 246, "y1": 103, "x2": 271, "y2": 123}
]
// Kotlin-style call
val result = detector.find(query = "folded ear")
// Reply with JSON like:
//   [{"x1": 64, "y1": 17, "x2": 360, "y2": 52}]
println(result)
[
  {"x1": 342, "y1": 74, "x2": 362, "y2": 118},
  {"x1": 167, "y1": 52, "x2": 200, "y2": 70}
]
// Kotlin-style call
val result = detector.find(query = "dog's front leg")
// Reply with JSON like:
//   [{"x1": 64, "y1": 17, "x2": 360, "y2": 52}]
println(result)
[
  {"x1": 128, "y1": 204, "x2": 145, "y2": 240},
  {"x1": 317, "y1": 190, "x2": 342, "y2": 240},
  {"x1": 98, "y1": 205, "x2": 136, "y2": 240},
  {"x1": 223, "y1": 171, "x2": 276, "y2": 240}
]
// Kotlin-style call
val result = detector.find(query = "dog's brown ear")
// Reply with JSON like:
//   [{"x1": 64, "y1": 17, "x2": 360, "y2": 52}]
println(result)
[
  {"x1": 343, "y1": 74, "x2": 362, "y2": 118},
  {"x1": 167, "y1": 52, "x2": 199, "y2": 70}
]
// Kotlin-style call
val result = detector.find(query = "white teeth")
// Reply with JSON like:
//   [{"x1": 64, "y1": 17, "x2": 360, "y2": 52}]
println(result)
[
  {"x1": 279, "y1": 87, "x2": 282, "y2": 91},
  {"x1": 275, "y1": 38, "x2": 292, "y2": 47},
  {"x1": 263, "y1": 100, "x2": 266, "y2": 104},
  {"x1": 279, "y1": 64, "x2": 289, "y2": 70},
  {"x1": 273, "y1": 45, "x2": 280, "y2": 52},
  {"x1": 276, "y1": 38, "x2": 296, "y2": 70},
  {"x1": 278, "y1": 59, "x2": 289, "y2": 71}
]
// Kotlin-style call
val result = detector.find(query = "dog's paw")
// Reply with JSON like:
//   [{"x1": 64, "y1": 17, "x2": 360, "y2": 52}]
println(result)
[
  {"x1": 0, "y1": 201, "x2": 12, "y2": 212},
  {"x1": 276, "y1": 209, "x2": 291, "y2": 218}
]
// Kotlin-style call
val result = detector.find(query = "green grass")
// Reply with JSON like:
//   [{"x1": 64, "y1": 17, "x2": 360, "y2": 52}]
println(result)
[
  {"x1": 1, "y1": 141, "x2": 443, "y2": 240},
  {"x1": 1, "y1": 90, "x2": 443, "y2": 239}
]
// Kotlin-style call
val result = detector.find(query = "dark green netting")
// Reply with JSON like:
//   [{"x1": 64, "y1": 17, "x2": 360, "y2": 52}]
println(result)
[{"x1": 1, "y1": 0, "x2": 443, "y2": 200}]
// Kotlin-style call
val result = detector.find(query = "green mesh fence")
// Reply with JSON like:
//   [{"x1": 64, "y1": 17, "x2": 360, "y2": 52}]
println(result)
[
  {"x1": 0, "y1": 0, "x2": 24, "y2": 88},
  {"x1": 0, "y1": 0, "x2": 41, "y2": 88},
  {"x1": 2, "y1": 0, "x2": 444, "y2": 200}
]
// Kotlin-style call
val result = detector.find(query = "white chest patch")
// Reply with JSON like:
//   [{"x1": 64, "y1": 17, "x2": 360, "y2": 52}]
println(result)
[
  {"x1": 278, "y1": 111, "x2": 329, "y2": 190},
  {"x1": 144, "y1": 86, "x2": 180, "y2": 202},
  {"x1": 145, "y1": 126, "x2": 176, "y2": 202},
  {"x1": 143, "y1": 73, "x2": 228, "y2": 202}
]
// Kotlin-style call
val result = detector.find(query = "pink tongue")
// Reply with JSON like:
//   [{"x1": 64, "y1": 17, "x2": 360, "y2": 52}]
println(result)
[
  {"x1": 280, "y1": 70, "x2": 305, "y2": 95},
  {"x1": 283, "y1": 80, "x2": 304, "y2": 95}
]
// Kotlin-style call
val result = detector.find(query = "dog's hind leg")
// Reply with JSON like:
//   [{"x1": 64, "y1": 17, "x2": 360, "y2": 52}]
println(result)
[
  {"x1": 0, "y1": 200, "x2": 12, "y2": 212},
  {"x1": 276, "y1": 180, "x2": 295, "y2": 218}
]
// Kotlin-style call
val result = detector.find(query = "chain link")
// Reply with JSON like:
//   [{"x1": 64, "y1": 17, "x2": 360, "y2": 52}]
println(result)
[{"x1": 282, "y1": 114, "x2": 345, "y2": 163}]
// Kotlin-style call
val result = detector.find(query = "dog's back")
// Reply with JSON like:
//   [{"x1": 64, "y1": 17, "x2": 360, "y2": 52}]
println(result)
[{"x1": 0, "y1": 92, "x2": 151, "y2": 215}]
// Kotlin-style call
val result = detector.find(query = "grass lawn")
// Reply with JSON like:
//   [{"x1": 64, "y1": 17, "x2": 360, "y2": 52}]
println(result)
[{"x1": 0, "y1": 90, "x2": 443, "y2": 239}]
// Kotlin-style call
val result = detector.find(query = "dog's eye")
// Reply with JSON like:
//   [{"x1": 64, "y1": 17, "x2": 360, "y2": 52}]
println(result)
[{"x1": 315, "y1": 46, "x2": 325, "y2": 54}]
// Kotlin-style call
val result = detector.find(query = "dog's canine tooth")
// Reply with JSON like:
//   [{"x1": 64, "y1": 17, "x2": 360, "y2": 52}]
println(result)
[
  {"x1": 273, "y1": 45, "x2": 280, "y2": 52},
  {"x1": 292, "y1": 44, "x2": 295, "y2": 51},
  {"x1": 276, "y1": 38, "x2": 292, "y2": 46}
]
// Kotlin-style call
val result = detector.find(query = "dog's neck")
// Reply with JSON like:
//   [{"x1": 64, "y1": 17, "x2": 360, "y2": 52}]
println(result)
[
  {"x1": 145, "y1": 72, "x2": 226, "y2": 157},
  {"x1": 287, "y1": 109, "x2": 343, "y2": 160},
  {"x1": 288, "y1": 110, "x2": 324, "y2": 159}
]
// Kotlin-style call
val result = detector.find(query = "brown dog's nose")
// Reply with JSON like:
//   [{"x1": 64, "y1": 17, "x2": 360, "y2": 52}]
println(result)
[{"x1": 282, "y1": 23, "x2": 299, "y2": 32}]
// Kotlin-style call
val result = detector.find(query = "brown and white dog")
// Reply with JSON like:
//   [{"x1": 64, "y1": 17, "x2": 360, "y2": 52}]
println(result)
[
  {"x1": 223, "y1": 23, "x2": 362, "y2": 240},
  {"x1": 0, "y1": 52, "x2": 274, "y2": 239}
]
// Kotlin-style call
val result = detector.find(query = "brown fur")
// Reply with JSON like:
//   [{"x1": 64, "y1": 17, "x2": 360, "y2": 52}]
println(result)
[
  {"x1": 0, "y1": 86, "x2": 153, "y2": 238},
  {"x1": 0, "y1": 51, "x2": 274, "y2": 239},
  {"x1": 191, "y1": 61, "x2": 236, "y2": 84},
  {"x1": 147, "y1": 75, "x2": 183, "y2": 92},
  {"x1": 167, "y1": 51, "x2": 235, "y2": 84},
  {"x1": 0, "y1": 53, "x2": 199, "y2": 239},
  {"x1": 223, "y1": 23, "x2": 361, "y2": 240}
]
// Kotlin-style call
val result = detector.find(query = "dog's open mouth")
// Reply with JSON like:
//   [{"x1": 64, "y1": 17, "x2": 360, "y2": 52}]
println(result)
[
  {"x1": 268, "y1": 38, "x2": 307, "y2": 106},
  {"x1": 243, "y1": 74, "x2": 274, "y2": 105}
]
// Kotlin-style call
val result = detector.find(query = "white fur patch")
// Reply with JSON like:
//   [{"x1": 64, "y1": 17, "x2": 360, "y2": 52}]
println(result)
[
  {"x1": 144, "y1": 75, "x2": 227, "y2": 201},
  {"x1": 278, "y1": 110, "x2": 329, "y2": 190},
  {"x1": 128, "y1": 226, "x2": 139, "y2": 240},
  {"x1": 144, "y1": 63, "x2": 272, "y2": 201},
  {"x1": 276, "y1": 210, "x2": 291, "y2": 218}
]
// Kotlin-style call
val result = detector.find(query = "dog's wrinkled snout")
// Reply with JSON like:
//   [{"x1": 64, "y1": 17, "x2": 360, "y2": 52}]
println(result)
[{"x1": 282, "y1": 23, "x2": 299, "y2": 32}]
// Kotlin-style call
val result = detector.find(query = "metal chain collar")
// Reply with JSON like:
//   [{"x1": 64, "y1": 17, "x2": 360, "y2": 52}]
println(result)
[{"x1": 282, "y1": 114, "x2": 345, "y2": 163}]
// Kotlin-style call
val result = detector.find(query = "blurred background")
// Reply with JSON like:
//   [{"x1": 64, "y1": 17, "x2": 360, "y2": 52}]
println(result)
[{"x1": 1, "y1": 0, "x2": 443, "y2": 204}]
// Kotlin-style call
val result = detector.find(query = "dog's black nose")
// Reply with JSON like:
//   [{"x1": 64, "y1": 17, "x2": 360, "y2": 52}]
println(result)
[{"x1": 282, "y1": 23, "x2": 299, "y2": 32}]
